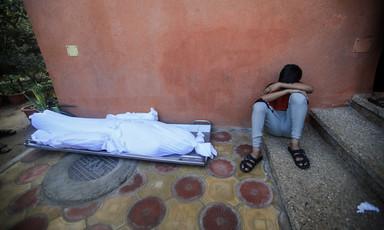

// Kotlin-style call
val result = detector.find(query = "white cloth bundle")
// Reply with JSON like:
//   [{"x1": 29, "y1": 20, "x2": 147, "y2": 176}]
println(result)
[
  {"x1": 30, "y1": 109, "x2": 217, "y2": 159},
  {"x1": 357, "y1": 202, "x2": 380, "y2": 213},
  {"x1": 106, "y1": 108, "x2": 158, "y2": 121}
]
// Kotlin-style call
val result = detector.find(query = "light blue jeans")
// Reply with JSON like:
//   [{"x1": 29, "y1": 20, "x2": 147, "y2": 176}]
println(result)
[{"x1": 251, "y1": 93, "x2": 308, "y2": 147}]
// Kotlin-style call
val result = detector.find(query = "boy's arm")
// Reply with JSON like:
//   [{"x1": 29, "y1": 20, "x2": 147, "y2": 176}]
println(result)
[
  {"x1": 261, "y1": 89, "x2": 308, "y2": 102},
  {"x1": 262, "y1": 82, "x2": 314, "y2": 95},
  {"x1": 280, "y1": 82, "x2": 314, "y2": 93}
]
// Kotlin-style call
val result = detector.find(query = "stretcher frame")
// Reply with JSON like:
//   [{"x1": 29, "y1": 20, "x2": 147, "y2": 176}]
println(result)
[{"x1": 24, "y1": 120, "x2": 213, "y2": 166}]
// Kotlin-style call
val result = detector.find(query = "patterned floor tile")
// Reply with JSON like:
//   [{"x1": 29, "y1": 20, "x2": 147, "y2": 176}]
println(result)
[
  {"x1": 206, "y1": 157, "x2": 236, "y2": 178},
  {"x1": 9, "y1": 214, "x2": 48, "y2": 230},
  {"x1": 88, "y1": 195, "x2": 138, "y2": 229},
  {"x1": 238, "y1": 205, "x2": 280, "y2": 230},
  {"x1": 160, "y1": 198, "x2": 204, "y2": 230},
  {"x1": 0, "y1": 162, "x2": 32, "y2": 184},
  {"x1": 119, "y1": 171, "x2": 146, "y2": 195},
  {"x1": 236, "y1": 178, "x2": 273, "y2": 208},
  {"x1": 84, "y1": 223, "x2": 113, "y2": 230},
  {"x1": 0, "y1": 209, "x2": 26, "y2": 230},
  {"x1": 235, "y1": 134, "x2": 252, "y2": 144},
  {"x1": 0, "y1": 126, "x2": 284, "y2": 229},
  {"x1": 233, "y1": 157, "x2": 266, "y2": 181},
  {"x1": 16, "y1": 164, "x2": 50, "y2": 185},
  {"x1": 212, "y1": 143, "x2": 236, "y2": 158},
  {"x1": 171, "y1": 174, "x2": 205, "y2": 201},
  {"x1": 47, "y1": 216, "x2": 86, "y2": 230},
  {"x1": 63, "y1": 202, "x2": 101, "y2": 222},
  {"x1": 30, "y1": 175, "x2": 46, "y2": 187},
  {"x1": 211, "y1": 131, "x2": 234, "y2": 143},
  {"x1": 138, "y1": 172, "x2": 176, "y2": 200},
  {"x1": 20, "y1": 150, "x2": 48, "y2": 163},
  {"x1": 9, "y1": 187, "x2": 40, "y2": 214},
  {"x1": 0, "y1": 183, "x2": 30, "y2": 211},
  {"x1": 175, "y1": 164, "x2": 207, "y2": 177},
  {"x1": 21, "y1": 150, "x2": 65, "y2": 166},
  {"x1": 202, "y1": 176, "x2": 240, "y2": 206},
  {"x1": 35, "y1": 153, "x2": 66, "y2": 166},
  {"x1": 199, "y1": 202, "x2": 241, "y2": 230},
  {"x1": 151, "y1": 162, "x2": 179, "y2": 174},
  {"x1": 137, "y1": 161, "x2": 152, "y2": 172},
  {"x1": 126, "y1": 196, "x2": 166, "y2": 230},
  {"x1": 233, "y1": 143, "x2": 253, "y2": 158},
  {"x1": 27, "y1": 205, "x2": 62, "y2": 221},
  {"x1": 116, "y1": 225, "x2": 130, "y2": 230}
]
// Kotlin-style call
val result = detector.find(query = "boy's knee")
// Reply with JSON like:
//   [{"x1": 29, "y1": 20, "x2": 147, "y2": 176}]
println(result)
[
  {"x1": 289, "y1": 93, "x2": 307, "y2": 105},
  {"x1": 253, "y1": 101, "x2": 268, "y2": 112}
]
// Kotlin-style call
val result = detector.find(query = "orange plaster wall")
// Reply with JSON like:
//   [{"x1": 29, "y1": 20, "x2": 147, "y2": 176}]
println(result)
[{"x1": 23, "y1": 0, "x2": 384, "y2": 126}]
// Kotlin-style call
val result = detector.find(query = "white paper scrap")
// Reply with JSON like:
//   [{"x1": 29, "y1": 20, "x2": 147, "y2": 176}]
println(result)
[{"x1": 357, "y1": 202, "x2": 380, "y2": 213}]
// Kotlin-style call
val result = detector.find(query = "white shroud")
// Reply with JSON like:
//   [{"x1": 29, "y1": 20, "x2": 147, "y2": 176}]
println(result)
[{"x1": 30, "y1": 110, "x2": 217, "y2": 159}]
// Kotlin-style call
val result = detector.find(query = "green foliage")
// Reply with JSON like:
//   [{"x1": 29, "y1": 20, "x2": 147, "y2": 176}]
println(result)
[
  {"x1": 0, "y1": 75, "x2": 25, "y2": 94},
  {"x1": 0, "y1": 0, "x2": 74, "y2": 115},
  {"x1": 0, "y1": 0, "x2": 47, "y2": 81},
  {"x1": 24, "y1": 81, "x2": 75, "y2": 116}
]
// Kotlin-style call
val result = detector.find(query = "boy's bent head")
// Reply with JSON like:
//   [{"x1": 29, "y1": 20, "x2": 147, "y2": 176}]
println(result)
[{"x1": 278, "y1": 64, "x2": 302, "y2": 83}]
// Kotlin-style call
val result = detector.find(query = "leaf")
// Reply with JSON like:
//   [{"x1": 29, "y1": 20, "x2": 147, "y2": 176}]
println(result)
[{"x1": 23, "y1": 93, "x2": 44, "y2": 112}]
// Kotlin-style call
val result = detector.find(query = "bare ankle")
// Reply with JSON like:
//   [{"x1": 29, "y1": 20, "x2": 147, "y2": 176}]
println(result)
[
  {"x1": 251, "y1": 147, "x2": 262, "y2": 158},
  {"x1": 289, "y1": 139, "x2": 301, "y2": 150}
]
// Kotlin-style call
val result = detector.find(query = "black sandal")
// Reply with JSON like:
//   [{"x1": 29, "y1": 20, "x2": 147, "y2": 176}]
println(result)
[
  {"x1": 240, "y1": 155, "x2": 263, "y2": 173},
  {"x1": 288, "y1": 147, "x2": 310, "y2": 169},
  {"x1": 0, "y1": 129, "x2": 16, "y2": 138}
]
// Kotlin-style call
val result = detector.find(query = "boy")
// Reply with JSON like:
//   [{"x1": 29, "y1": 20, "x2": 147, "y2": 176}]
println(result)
[{"x1": 240, "y1": 64, "x2": 314, "y2": 172}]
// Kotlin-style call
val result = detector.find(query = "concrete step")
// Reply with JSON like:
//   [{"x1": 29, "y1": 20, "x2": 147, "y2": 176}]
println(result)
[
  {"x1": 263, "y1": 124, "x2": 384, "y2": 229},
  {"x1": 309, "y1": 107, "x2": 384, "y2": 201},
  {"x1": 349, "y1": 94, "x2": 384, "y2": 128}
]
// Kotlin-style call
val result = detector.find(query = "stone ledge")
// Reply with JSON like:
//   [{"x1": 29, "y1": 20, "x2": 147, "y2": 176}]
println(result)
[
  {"x1": 350, "y1": 94, "x2": 384, "y2": 128},
  {"x1": 263, "y1": 124, "x2": 384, "y2": 229},
  {"x1": 310, "y1": 107, "x2": 384, "y2": 201}
]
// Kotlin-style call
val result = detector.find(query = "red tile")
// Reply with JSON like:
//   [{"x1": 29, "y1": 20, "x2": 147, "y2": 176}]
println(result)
[
  {"x1": 236, "y1": 178, "x2": 273, "y2": 208},
  {"x1": 9, "y1": 187, "x2": 40, "y2": 213},
  {"x1": 172, "y1": 175, "x2": 205, "y2": 201},
  {"x1": 63, "y1": 202, "x2": 100, "y2": 222},
  {"x1": 16, "y1": 164, "x2": 50, "y2": 185},
  {"x1": 206, "y1": 157, "x2": 236, "y2": 178},
  {"x1": 10, "y1": 214, "x2": 48, "y2": 230},
  {"x1": 119, "y1": 172, "x2": 145, "y2": 194},
  {"x1": 127, "y1": 196, "x2": 166, "y2": 229},
  {"x1": 200, "y1": 203, "x2": 240, "y2": 230},
  {"x1": 212, "y1": 131, "x2": 233, "y2": 143},
  {"x1": 20, "y1": 150, "x2": 47, "y2": 163},
  {"x1": 234, "y1": 144, "x2": 253, "y2": 158},
  {"x1": 152, "y1": 162, "x2": 178, "y2": 174}
]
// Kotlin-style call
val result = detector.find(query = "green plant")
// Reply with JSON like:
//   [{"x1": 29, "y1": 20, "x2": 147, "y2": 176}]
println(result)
[
  {"x1": 0, "y1": 0, "x2": 47, "y2": 80},
  {"x1": 24, "y1": 81, "x2": 75, "y2": 116},
  {"x1": 0, "y1": 74, "x2": 24, "y2": 94}
]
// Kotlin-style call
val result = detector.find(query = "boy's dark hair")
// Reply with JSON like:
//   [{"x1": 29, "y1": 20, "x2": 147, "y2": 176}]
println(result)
[{"x1": 278, "y1": 64, "x2": 302, "y2": 83}]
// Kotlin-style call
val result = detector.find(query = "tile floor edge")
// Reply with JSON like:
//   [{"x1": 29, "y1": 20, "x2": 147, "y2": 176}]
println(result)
[
  {"x1": 262, "y1": 144, "x2": 294, "y2": 230},
  {"x1": 0, "y1": 148, "x2": 34, "y2": 173}
]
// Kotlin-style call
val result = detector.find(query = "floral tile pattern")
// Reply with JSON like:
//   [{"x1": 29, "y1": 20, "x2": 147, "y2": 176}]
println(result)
[
  {"x1": 199, "y1": 203, "x2": 241, "y2": 230},
  {"x1": 0, "y1": 128, "x2": 282, "y2": 229}
]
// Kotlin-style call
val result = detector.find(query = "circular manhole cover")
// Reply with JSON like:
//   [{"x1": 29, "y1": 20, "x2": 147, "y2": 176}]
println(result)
[
  {"x1": 68, "y1": 156, "x2": 119, "y2": 181},
  {"x1": 42, "y1": 154, "x2": 137, "y2": 205}
]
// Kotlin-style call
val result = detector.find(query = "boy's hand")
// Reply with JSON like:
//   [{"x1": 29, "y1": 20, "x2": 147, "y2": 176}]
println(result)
[{"x1": 262, "y1": 82, "x2": 280, "y2": 95}]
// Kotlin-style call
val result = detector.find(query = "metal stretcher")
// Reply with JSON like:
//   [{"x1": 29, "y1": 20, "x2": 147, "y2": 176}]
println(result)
[{"x1": 24, "y1": 120, "x2": 213, "y2": 166}]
